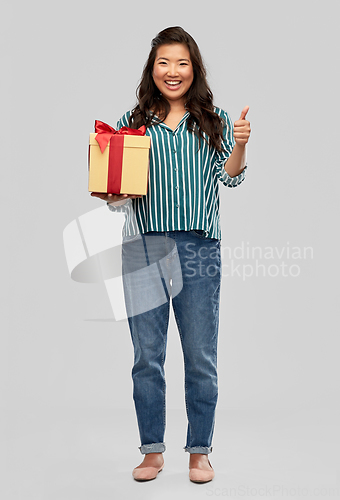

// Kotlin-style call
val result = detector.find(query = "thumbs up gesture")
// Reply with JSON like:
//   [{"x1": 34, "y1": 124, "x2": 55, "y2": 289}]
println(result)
[{"x1": 233, "y1": 105, "x2": 251, "y2": 146}]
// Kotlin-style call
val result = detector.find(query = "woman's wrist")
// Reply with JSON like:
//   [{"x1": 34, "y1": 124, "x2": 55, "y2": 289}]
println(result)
[{"x1": 107, "y1": 198, "x2": 129, "y2": 206}]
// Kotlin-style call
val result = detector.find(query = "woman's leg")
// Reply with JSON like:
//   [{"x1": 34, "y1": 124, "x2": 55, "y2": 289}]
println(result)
[
  {"x1": 127, "y1": 303, "x2": 169, "y2": 454},
  {"x1": 170, "y1": 230, "x2": 221, "y2": 456},
  {"x1": 122, "y1": 232, "x2": 172, "y2": 455}
]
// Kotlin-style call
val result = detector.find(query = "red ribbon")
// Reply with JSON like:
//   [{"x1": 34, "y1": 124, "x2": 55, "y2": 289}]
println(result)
[
  {"x1": 94, "y1": 120, "x2": 146, "y2": 153},
  {"x1": 93, "y1": 120, "x2": 147, "y2": 194}
]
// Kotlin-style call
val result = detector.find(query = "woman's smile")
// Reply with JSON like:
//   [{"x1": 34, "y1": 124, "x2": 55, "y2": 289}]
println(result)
[{"x1": 164, "y1": 80, "x2": 182, "y2": 90}]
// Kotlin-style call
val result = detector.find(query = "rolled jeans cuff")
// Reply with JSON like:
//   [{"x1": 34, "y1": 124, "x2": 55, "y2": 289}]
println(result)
[
  {"x1": 139, "y1": 442, "x2": 166, "y2": 454},
  {"x1": 183, "y1": 446, "x2": 213, "y2": 454}
]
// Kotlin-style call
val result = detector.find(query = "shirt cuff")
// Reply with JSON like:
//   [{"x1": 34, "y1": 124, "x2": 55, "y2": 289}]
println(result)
[
  {"x1": 107, "y1": 200, "x2": 129, "y2": 212},
  {"x1": 219, "y1": 163, "x2": 248, "y2": 188}
]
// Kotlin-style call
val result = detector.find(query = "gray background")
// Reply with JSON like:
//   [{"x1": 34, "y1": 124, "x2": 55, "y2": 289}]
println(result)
[{"x1": 3, "y1": 0, "x2": 339, "y2": 498}]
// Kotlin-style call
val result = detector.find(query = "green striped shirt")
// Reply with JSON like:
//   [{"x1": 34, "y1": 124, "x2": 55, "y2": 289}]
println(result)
[{"x1": 107, "y1": 106, "x2": 247, "y2": 240}]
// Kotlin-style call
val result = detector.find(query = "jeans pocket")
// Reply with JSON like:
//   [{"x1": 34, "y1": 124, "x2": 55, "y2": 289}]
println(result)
[
  {"x1": 122, "y1": 233, "x2": 142, "y2": 243},
  {"x1": 190, "y1": 229, "x2": 209, "y2": 239}
]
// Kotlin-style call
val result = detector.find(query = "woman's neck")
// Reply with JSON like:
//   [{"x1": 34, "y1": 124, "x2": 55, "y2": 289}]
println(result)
[{"x1": 167, "y1": 99, "x2": 186, "y2": 114}]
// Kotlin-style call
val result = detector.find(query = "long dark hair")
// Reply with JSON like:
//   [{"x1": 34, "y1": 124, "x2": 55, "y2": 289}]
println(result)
[{"x1": 128, "y1": 26, "x2": 225, "y2": 151}]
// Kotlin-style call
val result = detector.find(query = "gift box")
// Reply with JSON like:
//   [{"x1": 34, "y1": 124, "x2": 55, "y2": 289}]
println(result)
[{"x1": 88, "y1": 120, "x2": 150, "y2": 195}]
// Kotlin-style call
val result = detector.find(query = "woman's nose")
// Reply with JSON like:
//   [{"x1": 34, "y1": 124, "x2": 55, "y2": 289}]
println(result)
[{"x1": 167, "y1": 65, "x2": 179, "y2": 77}]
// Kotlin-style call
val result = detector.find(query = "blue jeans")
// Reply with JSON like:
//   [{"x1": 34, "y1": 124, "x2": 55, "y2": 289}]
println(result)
[{"x1": 122, "y1": 230, "x2": 221, "y2": 455}]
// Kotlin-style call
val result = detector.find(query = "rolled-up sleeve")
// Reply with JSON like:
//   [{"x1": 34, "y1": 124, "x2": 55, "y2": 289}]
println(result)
[
  {"x1": 213, "y1": 108, "x2": 248, "y2": 188},
  {"x1": 107, "y1": 201, "x2": 130, "y2": 213}
]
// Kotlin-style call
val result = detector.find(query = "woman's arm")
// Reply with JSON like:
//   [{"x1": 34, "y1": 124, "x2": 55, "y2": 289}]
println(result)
[
  {"x1": 224, "y1": 106, "x2": 251, "y2": 178},
  {"x1": 224, "y1": 143, "x2": 247, "y2": 178}
]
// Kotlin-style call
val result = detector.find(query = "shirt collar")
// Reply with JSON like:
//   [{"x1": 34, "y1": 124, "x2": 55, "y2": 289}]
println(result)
[{"x1": 150, "y1": 111, "x2": 190, "y2": 131}]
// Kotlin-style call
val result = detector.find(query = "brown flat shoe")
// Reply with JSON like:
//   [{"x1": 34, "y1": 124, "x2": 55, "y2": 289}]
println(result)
[
  {"x1": 132, "y1": 462, "x2": 164, "y2": 481},
  {"x1": 189, "y1": 458, "x2": 215, "y2": 483}
]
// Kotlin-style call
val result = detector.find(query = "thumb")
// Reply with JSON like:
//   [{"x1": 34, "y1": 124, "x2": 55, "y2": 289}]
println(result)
[{"x1": 239, "y1": 105, "x2": 249, "y2": 120}]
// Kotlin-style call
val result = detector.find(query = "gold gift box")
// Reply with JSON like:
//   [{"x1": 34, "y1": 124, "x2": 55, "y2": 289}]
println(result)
[{"x1": 88, "y1": 133, "x2": 151, "y2": 195}]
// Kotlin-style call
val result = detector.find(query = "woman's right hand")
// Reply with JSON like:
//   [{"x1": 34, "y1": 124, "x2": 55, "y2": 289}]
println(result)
[{"x1": 90, "y1": 192, "x2": 142, "y2": 203}]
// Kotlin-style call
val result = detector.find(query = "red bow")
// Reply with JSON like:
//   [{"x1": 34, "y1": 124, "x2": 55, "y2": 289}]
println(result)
[{"x1": 94, "y1": 120, "x2": 146, "y2": 153}]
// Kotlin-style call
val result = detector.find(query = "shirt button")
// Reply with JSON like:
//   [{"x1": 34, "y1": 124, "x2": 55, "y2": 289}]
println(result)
[
  {"x1": 173, "y1": 149, "x2": 176, "y2": 153},
  {"x1": 176, "y1": 204, "x2": 179, "y2": 208},
  {"x1": 175, "y1": 186, "x2": 178, "y2": 189},
  {"x1": 174, "y1": 168, "x2": 178, "y2": 171}
]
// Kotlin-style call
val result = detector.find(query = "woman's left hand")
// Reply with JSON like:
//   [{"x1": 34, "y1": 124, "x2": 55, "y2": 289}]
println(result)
[{"x1": 233, "y1": 106, "x2": 251, "y2": 146}]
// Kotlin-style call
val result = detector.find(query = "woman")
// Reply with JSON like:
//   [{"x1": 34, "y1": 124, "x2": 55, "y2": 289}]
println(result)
[{"x1": 91, "y1": 26, "x2": 251, "y2": 483}]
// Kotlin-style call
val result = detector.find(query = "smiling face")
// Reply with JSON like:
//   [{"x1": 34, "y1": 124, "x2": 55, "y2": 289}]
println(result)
[{"x1": 152, "y1": 43, "x2": 194, "y2": 107}]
